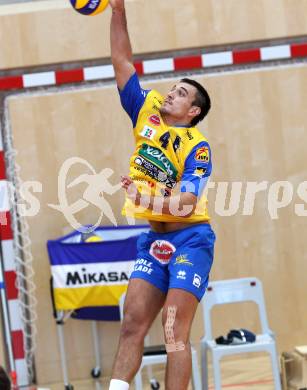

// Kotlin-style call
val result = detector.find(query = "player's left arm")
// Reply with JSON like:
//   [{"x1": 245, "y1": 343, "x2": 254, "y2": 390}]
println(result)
[{"x1": 121, "y1": 141, "x2": 212, "y2": 217}]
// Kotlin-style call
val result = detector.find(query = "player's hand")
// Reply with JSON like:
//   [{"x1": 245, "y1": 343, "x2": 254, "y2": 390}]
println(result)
[
  {"x1": 121, "y1": 176, "x2": 141, "y2": 204},
  {"x1": 109, "y1": 0, "x2": 125, "y2": 11}
]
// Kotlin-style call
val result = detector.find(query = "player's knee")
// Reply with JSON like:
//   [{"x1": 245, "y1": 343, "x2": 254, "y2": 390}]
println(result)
[
  {"x1": 120, "y1": 311, "x2": 147, "y2": 341},
  {"x1": 162, "y1": 305, "x2": 188, "y2": 352},
  {"x1": 162, "y1": 304, "x2": 185, "y2": 335}
]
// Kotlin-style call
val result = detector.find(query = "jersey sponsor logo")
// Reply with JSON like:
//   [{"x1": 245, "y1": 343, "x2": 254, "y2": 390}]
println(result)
[
  {"x1": 152, "y1": 104, "x2": 160, "y2": 112},
  {"x1": 192, "y1": 167, "x2": 207, "y2": 178},
  {"x1": 133, "y1": 165, "x2": 148, "y2": 175},
  {"x1": 174, "y1": 254, "x2": 193, "y2": 266},
  {"x1": 132, "y1": 165, "x2": 164, "y2": 186},
  {"x1": 152, "y1": 97, "x2": 163, "y2": 112},
  {"x1": 140, "y1": 125, "x2": 156, "y2": 140},
  {"x1": 195, "y1": 146, "x2": 210, "y2": 162},
  {"x1": 149, "y1": 114, "x2": 161, "y2": 126},
  {"x1": 176, "y1": 270, "x2": 186, "y2": 280},
  {"x1": 131, "y1": 175, "x2": 155, "y2": 188},
  {"x1": 139, "y1": 144, "x2": 178, "y2": 179},
  {"x1": 192, "y1": 273, "x2": 201, "y2": 288},
  {"x1": 186, "y1": 130, "x2": 194, "y2": 140},
  {"x1": 134, "y1": 155, "x2": 176, "y2": 188},
  {"x1": 149, "y1": 240, "x2": 176, "y2": 264},
  {"x1": 134, "y1": 258, "x2": 153, "y2": 275}
]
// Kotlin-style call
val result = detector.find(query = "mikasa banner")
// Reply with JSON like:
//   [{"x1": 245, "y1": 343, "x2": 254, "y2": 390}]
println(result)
[
  {"x1": 51, "y1": 261, "x2": 134, "y2": 309},
  {"x1": 47, "y1": 226, "x2": 149, "y2": 311}
]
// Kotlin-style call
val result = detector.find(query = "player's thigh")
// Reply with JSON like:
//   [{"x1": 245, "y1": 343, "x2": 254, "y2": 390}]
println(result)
[{"x1": 123, "y1": 278, "x2": 166, "y2": 333}]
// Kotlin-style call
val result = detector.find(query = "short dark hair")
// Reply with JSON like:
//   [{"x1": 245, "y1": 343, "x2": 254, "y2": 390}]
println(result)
[
  {"x1": 180, "y1": 78, "x2": 211, "y2": 126},
  {"x1": 0, "y1": 367, "x2": 11, "y2": 390}
]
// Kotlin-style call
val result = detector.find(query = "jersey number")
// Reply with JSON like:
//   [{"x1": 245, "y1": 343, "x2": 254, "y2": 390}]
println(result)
[
  {"x1": 159, "y1": 132, "x2": 181, "y2": 152},
  {"x1": 159, "y1": 132, "x2": 170, "y2": 149}
]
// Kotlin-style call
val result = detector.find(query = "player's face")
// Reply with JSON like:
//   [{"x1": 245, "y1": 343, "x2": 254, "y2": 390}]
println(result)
[{"x1": 160, "y1": 82, "x2": 200, "y2": 124}]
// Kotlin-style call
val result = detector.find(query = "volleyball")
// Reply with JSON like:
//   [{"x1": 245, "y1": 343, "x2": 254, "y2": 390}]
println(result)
[
  {"x1": 70, "y1": 0, "x2": 109, "y2": 16},
  {"x1": 81, "y1": 231, "x2": 103, "y2": 243},
  {"x1": 84, "y1": 235, "x2": 103, "y2": 243}
]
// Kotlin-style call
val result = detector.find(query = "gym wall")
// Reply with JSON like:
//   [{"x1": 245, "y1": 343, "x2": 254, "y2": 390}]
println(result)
[
  {"x1": 0, "y1": 0, "x2": 306, "y2": 69},
  {"x1": 1, "y1": 0, "x2": 306, "y2": 386},
  {"x1": 6, "y1": 64, "x2": 307, "y2": 384}
]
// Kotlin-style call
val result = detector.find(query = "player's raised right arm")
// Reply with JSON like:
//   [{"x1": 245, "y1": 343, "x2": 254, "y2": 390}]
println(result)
[{"x1": 109, "y1": 0, "x2": 135, "y2": 90}]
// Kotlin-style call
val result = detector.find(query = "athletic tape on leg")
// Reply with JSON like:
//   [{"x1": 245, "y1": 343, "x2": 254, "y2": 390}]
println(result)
[{"x1": 165, "y1": 306, "x2": 185, "y2": 352}]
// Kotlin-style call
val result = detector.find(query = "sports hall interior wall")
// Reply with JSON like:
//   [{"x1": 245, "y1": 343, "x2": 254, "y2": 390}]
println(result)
[
  {"x1": 0, "y1": 0, "x2": 306, "y2": 70},
  {"x1": 1, "y1": 0, "x2": 306, "y2": 386},
  {"x1": 6, "y1": 65, "x2": 307, "y2": 385}
]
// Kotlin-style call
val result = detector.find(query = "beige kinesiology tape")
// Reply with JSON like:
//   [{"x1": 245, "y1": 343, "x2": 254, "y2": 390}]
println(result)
[{"x1": 165, "y1": 305, "x2": 185, "y2": 352}]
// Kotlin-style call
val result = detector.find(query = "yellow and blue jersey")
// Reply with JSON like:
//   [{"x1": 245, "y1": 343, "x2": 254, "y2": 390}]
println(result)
[{"x1": 119, "y1": 73, "x2": 212, "y2": 223}]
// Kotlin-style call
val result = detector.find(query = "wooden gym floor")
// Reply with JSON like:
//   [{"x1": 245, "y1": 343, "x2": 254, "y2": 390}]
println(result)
[{"x1": 39, "y1": 354, "x2": 276, "y2": 389}]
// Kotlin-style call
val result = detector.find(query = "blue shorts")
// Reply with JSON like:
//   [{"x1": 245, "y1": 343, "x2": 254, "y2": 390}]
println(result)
[{"x1": 130, "y1": 223, "x2": 215, "y2": 301}]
